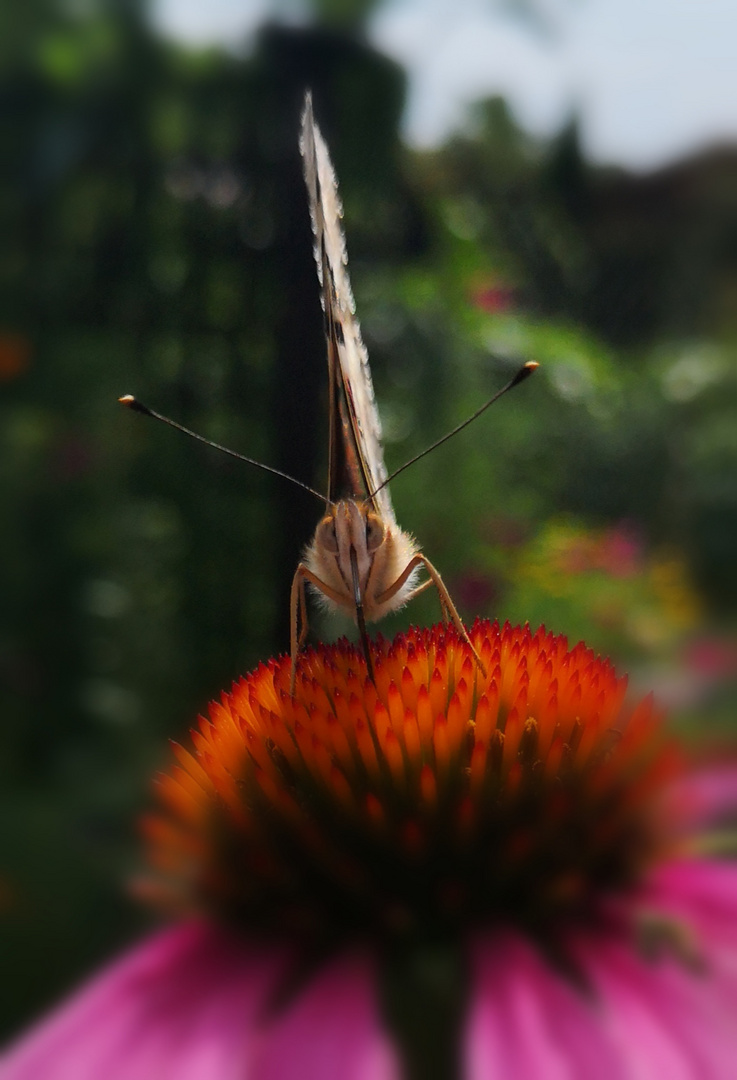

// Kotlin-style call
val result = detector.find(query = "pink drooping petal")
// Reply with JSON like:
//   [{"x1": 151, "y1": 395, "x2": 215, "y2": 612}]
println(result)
[
  {"x1": 1, "y1": 922, "x2": 289, "y2": 1080},
  {"x1": 646, "y1": 858, "x2": 737, "y2": 938},
  {"x1": 665, "y1": 765, "x2": 737, "y2": 831},
  {"x1": 577, "y1": 936, "x2": 736, "y2": 1080},
  {"x1": 465, "y1": 936, "x2": 628, "y2": 1080},
  {"x1": 641, "y1": 858, "x2": 737, "y2": 1013},
  {"x1": 252, "y1": 951, "x2": 400, "y2": 1080},
  {"x1": 467, "y1": 860, "x2": 737, "y2": 1080}
]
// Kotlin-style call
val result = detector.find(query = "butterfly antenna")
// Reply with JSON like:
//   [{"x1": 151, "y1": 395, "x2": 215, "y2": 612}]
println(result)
[
  {"x1": 119, "y1": 395, "x2": 327, "y2": 504},
  {"x1": 370, "y1": 360, "x2": 539, "y2": 499}
]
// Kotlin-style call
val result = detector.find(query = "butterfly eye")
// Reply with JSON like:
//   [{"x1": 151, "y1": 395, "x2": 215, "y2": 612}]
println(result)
[
  {"x1": 365, "y1": 514, "x2": 384, "y2": 552},
  {"x1": 316, "y1": 515, "x2": 339, "y2": 555}
]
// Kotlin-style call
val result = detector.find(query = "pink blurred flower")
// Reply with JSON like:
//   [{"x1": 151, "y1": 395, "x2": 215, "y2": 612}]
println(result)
[
  {"x1": 595, "y1": 524, "x2": 643, "y2": 579},
  {"x1": 685, "y1": 636, "x2": 737, "y2": 679},
  {"x1": 472, "y1": 284, "x2": 517, "y2": 314},
  {"x1": 453, "y1": 570, "x2": 499, "y2": 613},
  {"x1": 553, "y1": 524, "x2": 643, "y2": 580},
  {"x1": 3, "y1": 622, "x2": 736, "y2": 1079}
]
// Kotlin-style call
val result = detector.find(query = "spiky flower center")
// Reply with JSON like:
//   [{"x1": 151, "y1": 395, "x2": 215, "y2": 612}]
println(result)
[{"x1": 145, "y1": 621, "x2": 680, "y2": 945}]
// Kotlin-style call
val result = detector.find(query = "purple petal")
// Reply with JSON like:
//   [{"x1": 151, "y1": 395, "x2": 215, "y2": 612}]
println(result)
[
  {"x1": 465, "y1": 936, "x2": 627, "y2": 1080},
  {"x1": 1, "y1": 922, "x2": 288, "y2": 1080},
  {"x1": 467, "y1": 860, "x2": 737, "y2": 1079},
  {"x1": 642, "y1": 859, "x2": 737, "y2": 1010},
  {"x1": 665, "y1": 766, "x2": 737, "y2": 830},
  {"x1": 646, "y1": 858, "x2": 737, "y2": 935},
  {"x1": 578, "y1": 936, "x2": 736, "y2": 1079},
  {"x1": 252, "y1": 951, "x2": 400, "y2": 1080}
]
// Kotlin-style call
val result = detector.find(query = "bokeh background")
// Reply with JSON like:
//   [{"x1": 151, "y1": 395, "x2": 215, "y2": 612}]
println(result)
[{"x1": 2, "y1": 0, "x2": 736, "y2": 1042}]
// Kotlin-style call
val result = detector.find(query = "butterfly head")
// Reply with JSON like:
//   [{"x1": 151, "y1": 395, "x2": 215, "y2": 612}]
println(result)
[
  {"x1": 304, "y1": 496, "x2": 420, "y2": 633},
  {"x1": 315, "y1": 499, "x2": 385, "y2": 596}
]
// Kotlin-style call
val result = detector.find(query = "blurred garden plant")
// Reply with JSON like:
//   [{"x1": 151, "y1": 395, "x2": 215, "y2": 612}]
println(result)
[
  {"x1": 3, "y1": 620, "x2": 736, "y2": 1078},
  {"x1": 501, "y1": 518, "x2": 702, "y2": 660}
]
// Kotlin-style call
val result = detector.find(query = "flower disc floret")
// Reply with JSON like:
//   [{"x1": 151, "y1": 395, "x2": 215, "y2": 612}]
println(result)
[{"x1": 145, "y1": 620, "x2": 681, "y2": 945}]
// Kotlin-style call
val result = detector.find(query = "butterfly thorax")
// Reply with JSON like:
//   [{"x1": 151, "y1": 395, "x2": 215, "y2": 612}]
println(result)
[{"x1": 303, "y1": 499, "x2": 420, "y2": 624}]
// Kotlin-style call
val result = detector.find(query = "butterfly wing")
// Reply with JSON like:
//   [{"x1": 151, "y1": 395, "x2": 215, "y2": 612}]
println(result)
[{"x1": 300, "y1": 93, "x2": 395, "y2": 525}]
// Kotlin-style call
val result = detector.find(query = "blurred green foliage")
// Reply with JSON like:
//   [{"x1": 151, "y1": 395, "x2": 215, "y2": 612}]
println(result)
[{"x1": 1, "y1": 0, "x2": 736, "y2": 1042}]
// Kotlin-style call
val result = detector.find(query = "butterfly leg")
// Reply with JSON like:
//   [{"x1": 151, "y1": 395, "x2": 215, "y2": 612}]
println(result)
[
  {"x1": 290, "y1": 567, "x2": 308, "y2": 694},
  {"x1": 290, "y1": 563, "x2": 364, "y2": 694},
  {"x1": 401, "y1": 576, "x2": 453, "y2": 624},
  {"x1": 415, "y1": 558, "x2": 485, "y2": 675},
  {"x1": 376, "y1": 555, "x2": 487, "y2": 677},
  {"x1": 292, "y1": 566, "x2": 310, "y2": 647}
]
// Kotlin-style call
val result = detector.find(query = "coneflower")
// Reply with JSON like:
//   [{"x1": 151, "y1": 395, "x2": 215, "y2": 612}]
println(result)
[{"x1": 4, "y1": 620, "x2": 736, "y2": 1079}]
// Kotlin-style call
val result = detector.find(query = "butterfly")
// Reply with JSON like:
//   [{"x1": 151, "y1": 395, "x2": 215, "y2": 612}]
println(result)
[
  {"x1": 120, "y1": 94, "x2": 535, "y2": 694},
  {"x1": 291, "y1": 93, "x2": 486, "y2": 691}
]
